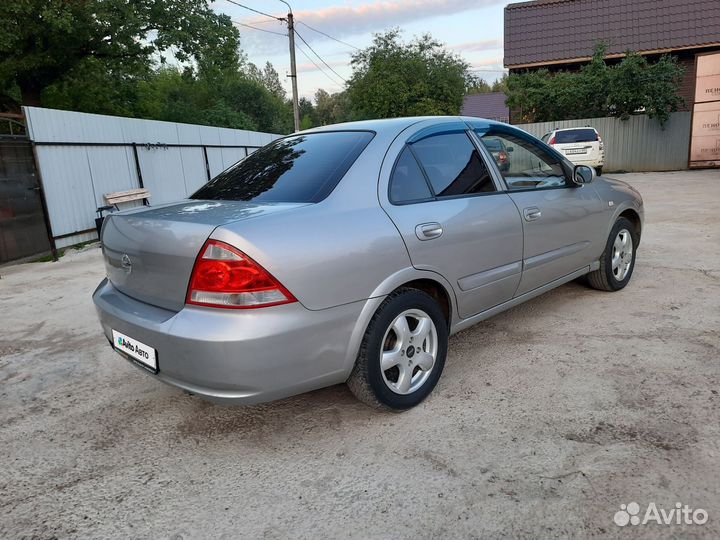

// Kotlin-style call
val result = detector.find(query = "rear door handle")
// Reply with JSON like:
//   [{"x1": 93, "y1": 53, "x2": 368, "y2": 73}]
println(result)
[
  {"x1": 523, "y1": 207, "x2": 542, "y2": 221},
  {"x1": 415, "y1": 222, "x2": 443, "y2": 241}
]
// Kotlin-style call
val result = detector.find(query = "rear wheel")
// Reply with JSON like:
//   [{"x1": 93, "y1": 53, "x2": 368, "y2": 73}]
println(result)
[
  {"x1": 595, "y1": 166, "x2": 603, "y2": 176},
  {"x1": 347, "y1": 288, "x2": 448, "y2": 411},
  {"x1": 587, "y1": 217, "x2": 637, "y2": 291}
]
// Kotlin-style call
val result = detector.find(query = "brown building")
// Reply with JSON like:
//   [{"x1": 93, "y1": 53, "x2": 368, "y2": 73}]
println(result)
[{"x1": 504, "y1": 0, "x2": 720, "y2": 116}]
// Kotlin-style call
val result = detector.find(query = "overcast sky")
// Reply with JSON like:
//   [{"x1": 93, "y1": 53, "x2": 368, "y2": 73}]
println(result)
[{"x1": 212, "y1": 0, "x2": 508, "y2": 101}]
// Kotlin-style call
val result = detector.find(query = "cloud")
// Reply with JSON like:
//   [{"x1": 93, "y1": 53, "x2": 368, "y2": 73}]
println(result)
[
  {"x1": 235, "y1": 0, "x2": 506, "y2": 53},
  {"x1": 293, "y1": 0, "x2": 505, "y2": 37},
  {"x1": 296, "y1": 59, "x2": 349, "y2": 74},
  {"x1": 451, "y1": 39, "x2": 503, "y2": 53},
  {"x1": 469, "y1": 56, "x2": 508, "y2": 74}
]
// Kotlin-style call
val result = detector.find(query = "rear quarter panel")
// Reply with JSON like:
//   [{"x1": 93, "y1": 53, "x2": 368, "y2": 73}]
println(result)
[{"x1": 210, "y1": 133, "x2": 415, "y2": 311}]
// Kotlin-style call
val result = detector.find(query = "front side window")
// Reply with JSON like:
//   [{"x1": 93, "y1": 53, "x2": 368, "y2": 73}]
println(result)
[
  {"x1": 192, "y1": 131, "x2": 374, "y2": 203},
  {"x1": 410, "y1": 132, "x2": 495, "y2": 197},
  {"x1": 478, "y1": 131, "x2": 567, "y2": 191}
]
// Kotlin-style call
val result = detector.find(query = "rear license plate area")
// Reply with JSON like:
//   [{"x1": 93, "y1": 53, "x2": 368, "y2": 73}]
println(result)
[{"x1": 112, "y1": 330, "x2": 158, "y2": 373}]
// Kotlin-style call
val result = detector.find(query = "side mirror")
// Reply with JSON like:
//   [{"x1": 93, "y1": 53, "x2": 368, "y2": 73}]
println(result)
[
  {"x1": 506, "y1": 146, "x2": 514, "y2": 153},
  {"x1": 573, "y1": 164, "x2": 595, "y2": 185}
]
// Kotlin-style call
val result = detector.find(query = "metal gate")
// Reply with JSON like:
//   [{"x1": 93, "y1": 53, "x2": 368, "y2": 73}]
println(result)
[{"x1": 0, "y1": 136, "x2": 52, "y2": 263}]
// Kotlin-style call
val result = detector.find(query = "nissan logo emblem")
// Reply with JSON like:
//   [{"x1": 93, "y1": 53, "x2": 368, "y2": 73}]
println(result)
[{"x1": 121, "y1": 254, "x2": 132, "y2": 273}]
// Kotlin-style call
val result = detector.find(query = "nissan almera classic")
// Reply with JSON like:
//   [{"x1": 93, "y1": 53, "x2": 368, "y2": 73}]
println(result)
[{"x1": 93, "y1": 117, "x2": 644, "y2": 411}]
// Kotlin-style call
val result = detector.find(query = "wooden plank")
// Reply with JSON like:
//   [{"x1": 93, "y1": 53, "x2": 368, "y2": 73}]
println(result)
[{"x1": 104, "y1": 188, "x2": 150, "y2": 205}]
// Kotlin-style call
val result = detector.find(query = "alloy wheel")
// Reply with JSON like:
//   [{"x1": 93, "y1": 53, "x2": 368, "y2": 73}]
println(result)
[
  {"x1": 611, "y1": 228, "x2": 633, "y2": 281},
  {"x1": 380, "y1": 309, "x2": 438, "y2": 395}
]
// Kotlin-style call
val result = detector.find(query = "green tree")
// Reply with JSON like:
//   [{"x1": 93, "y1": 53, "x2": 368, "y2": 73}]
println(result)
[
  {"x1": 0, "y1": 0, "x2": 239, "y2": 110},
  {"x1": 506, "y1": 44, "x2": 684, "y2": 125},
  {"x1": 298, "y1": 97, "x2": 316, "y2": 129},
  {"x1": 132, "y1": 67, "x2": 292, "y2": 133},
  {"x1": 346, "y1": 29, "x2": 474, "y2": 119},
  {"x1": 466, "y1": 79, "x2": 492, "y2": 94},
  {"x1": 313, "y1": 89, "x2": 352, "y2": 125},
  {"x1": 491, "y1": 74, "x2": 508, "y2": 93},
  {"x1": 247, "y1": 61, "x2": 286, "y2": 101}
]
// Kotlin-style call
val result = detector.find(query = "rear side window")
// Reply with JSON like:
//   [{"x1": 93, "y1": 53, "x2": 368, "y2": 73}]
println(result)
[
  {"x1": 191, "y1": 131, "x2": 374, "y2": 203},
  {"x1": 389, "y1": 147, "x2": 433, "y2": 203},
  {"x1": 555, "y1": 129, "x2": 598, "y2": 143},
  {"x1": 411, "y1": 133, "x2": 495, "y2": 197}
]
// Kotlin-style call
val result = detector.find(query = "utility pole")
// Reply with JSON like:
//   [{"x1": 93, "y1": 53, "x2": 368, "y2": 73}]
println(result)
[{"x1": 282, "y1": 3, "x2": 300, "y2": 132}]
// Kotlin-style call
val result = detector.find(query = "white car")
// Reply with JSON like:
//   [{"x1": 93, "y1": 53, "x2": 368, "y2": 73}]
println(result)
[{"x1": 542, "y1": 127, "x2": 605, "y2": 175}]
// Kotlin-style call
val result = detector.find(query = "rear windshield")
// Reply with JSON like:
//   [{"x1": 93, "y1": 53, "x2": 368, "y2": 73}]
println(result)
[
  {"x1": 555, "y1": 129, "x2": 598, "y2": 143},
  {"x1": 483, "y1": 138, "x2": 504, "y2": 151},
  {"x1": 191, "y1": 131, "x2": 374, "y2": 203}
]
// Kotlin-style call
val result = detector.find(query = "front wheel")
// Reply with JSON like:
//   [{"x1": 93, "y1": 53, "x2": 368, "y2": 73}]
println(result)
[
  {"x1": 347, "y1": 288, "x2": 448, "y2": 411},
  {"x1": 587, "y1": 217, "x2": 638, "y2": 291}
]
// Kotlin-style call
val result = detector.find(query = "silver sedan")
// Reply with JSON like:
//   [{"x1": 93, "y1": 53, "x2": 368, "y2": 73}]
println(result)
[{"x1": 93, "y1": 116, "x2": 644, "y2": 411}]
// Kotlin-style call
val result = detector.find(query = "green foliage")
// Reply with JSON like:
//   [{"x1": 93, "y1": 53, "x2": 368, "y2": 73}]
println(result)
[
  {"x1": 490, "y1": 74, "x2": 508, "y2": 94},
  {"x1": 313, "y1": 89, "x2": 352, "y2": 125},
  {"x1": 0, "y1": 0, "x2": 295, "y2": 133},
  {"x1": 346, "y1": 29, "x2": 474, "y2": 119},
  {"x1": 246, "y1": 61, "x2": 286, "y2": 100},
  {"x1": 506, "y1": 44, "x2": 685, "y2": 125},
  {"x1": 135, "y1": 68, "x2": 292, "y2": 133},
  {"x1": 467, "y1": 79, "x2": 492, "y2": 94},
  {"x1": 0, "y1": 0, "x2": 240, "y2": 108},
  {"x1": 467, "y1": 74, "x2": 509, "y2": 95}
]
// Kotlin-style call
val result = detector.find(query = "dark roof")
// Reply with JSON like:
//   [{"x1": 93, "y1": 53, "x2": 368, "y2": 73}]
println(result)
[
  {"x1": 504, "y1": 0, "x2": 720, "y2": 67},
  {"x1": 460, "y1": 92, "x2": 510, "y2": 121}
]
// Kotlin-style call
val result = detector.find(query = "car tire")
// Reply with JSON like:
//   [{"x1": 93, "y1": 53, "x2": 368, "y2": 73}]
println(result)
[
  {"x1": 595, "y1": 166, "x2": 603, "y2": 176},
  {"x1": 347, "y1": 287, "x2": 448, "y2": 411},
  {"x1": 586, "y1": 217, "x2": 638, "y2": 292}
]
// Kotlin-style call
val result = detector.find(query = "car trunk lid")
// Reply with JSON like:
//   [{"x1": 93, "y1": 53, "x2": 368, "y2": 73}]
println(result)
[{"x1": 102, "y1": 200, "x2": 306, "y2": 312}]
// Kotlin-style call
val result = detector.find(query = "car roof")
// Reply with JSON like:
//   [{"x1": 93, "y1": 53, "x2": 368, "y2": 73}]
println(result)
[{"x1": 298, "y1": 116, "x2": 507, "y2": 138}]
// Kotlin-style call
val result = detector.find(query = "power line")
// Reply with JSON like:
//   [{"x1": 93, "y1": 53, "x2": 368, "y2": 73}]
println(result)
[
  {"x1": 233, "y1": 20, "x2": 287, "y2": 36},
  {"x1": 297, "y1": 21, "x2": 360, "y2": 51},
  {"x1": 225, "y1": 0, "x2": 283, "y2": 21},
  {"x1": 294, "y1": 42, "x2": 344, "y2": 88},
  {"x1": 294, "y1": 29, "x2": 347, "y2": 83}
]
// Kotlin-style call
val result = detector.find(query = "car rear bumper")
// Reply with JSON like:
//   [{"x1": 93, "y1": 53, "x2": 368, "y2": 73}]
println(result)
[
  {"x1": 568, "y1": 156, "x2": 604, "y2": 167},
  {"x1": 92, "y1": 279, "x2": 366, "y2": 404}
]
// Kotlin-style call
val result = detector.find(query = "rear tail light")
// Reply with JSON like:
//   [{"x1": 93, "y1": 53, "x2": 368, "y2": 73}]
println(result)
[
  {"x1": 549, "y1": 136, "x2": 556, "y2": 145},
  {"x1": 598, "y1": 135, "x2": 604, "y2": 150},
  {"x1": 186, "y1": 240, "x2": 296, "y2": 309}
]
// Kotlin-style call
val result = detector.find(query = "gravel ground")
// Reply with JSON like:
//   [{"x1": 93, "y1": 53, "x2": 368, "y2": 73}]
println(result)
[{"x1": 1, "y1": 170, "x2": 719, "y2": 539}]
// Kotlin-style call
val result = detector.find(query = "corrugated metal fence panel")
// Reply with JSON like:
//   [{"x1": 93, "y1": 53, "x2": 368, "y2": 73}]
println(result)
[
  {"x1": 35, "y1": 145, "x2": 141, "y2": 238},
  {"x1": 516, "y1": 112, "x2": 691, "y2": 172},
  {"x1": 23, "y1": 106, "x2": 281, "y2": 245},
  {"x1": 136, "y1": 147, "x2": 187, "y2": 205},
  {"x1": 179, "y1": 147, "x2": 208, "y2": 195}
]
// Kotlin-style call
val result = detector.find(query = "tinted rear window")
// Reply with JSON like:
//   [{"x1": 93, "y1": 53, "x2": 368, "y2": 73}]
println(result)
[
  {"x1": 191, "y1": 131, "x2": 374, "y2": 203},
  {"x1": 555, "y1": 129, "x2": 598, "y2": 143},
  {"x1": 483, "y1": 138, "x2": 504, "y2": 151}
]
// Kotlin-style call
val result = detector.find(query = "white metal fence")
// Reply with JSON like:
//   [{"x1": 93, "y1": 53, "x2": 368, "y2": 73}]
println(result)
[
  {"x1": 516, "y1": 112, "x2": 692, "y2": 173},
  {"x1": 23, "y1": 107, "x2": 281, "y2": 249}
]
